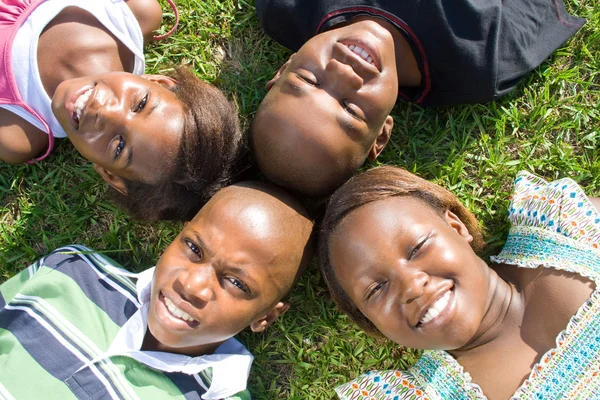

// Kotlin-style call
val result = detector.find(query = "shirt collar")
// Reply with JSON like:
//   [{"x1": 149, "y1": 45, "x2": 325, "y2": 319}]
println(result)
[{"x1": 108, "y1": 267, "x2": 254, "y2": 400}]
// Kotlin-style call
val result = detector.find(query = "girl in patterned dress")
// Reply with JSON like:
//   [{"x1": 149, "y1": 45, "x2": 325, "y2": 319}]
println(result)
[
  {"x1": 319, "y1": 166, "x2": 600, "y2": 399},
  {"x1": 0, "y1": 0, "x2": 242, "y2": 221}
]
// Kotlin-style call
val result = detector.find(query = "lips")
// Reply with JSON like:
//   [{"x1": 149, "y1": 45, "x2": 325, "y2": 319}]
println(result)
[
  {"x1": 156, "y1": 292, "x2": 200, "y2": 330},
  {"x1": 413, "y1": 285, "x2": 455, "y2": 328},
  {"x1": 339, "y1": 39, "x2": 381, "y2": 72},
  {"x1": 72, "y1": 88, "x2": 94, "y2": 129},
  {"x1": 65, "y1": 84, "x2": 95, "y2": 130},
  {"x1": 164, "y1": 296, "x2": 197, "y2": 322}
]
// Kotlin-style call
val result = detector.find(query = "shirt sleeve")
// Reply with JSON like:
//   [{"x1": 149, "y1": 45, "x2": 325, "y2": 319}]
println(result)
[
  {"x1": 0, "y1": 258, "x2": 45, "y2": 308},
  {"x1": 502, "y1": 171, "x2": 600, "y2": 246},
  {"x1": 490, "y1": 171, "x2": 600, "y2": 280}
]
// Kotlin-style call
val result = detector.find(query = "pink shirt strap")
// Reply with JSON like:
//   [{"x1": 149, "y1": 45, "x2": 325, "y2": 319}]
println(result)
[
  {"x1": 24, "y1": 106, "x2": 55, "y2": 164},
  {"x1": 153, "y1": 0, "x2": 179, "y2": 41}
]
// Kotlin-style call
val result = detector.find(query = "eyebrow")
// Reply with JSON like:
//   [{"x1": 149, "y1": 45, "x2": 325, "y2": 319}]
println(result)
[
  {"x1": 125, "y1": 146, "x2": 133, "y2": 168},
  {"x1": 280, "y1": 79, "x2": 306, "y2": 97},
  {"x1": 190, "y1": 232, "x2": 260, "y2": 291},
  {"x1": 148, "y1": 95, "x2": 161, "y2": 118},
  {"x1": 125, "y1": 95, "x2": 162, "y2": 169},
  {"x1": 337, "y1": 114, "x2": 362, "y2": 136}
]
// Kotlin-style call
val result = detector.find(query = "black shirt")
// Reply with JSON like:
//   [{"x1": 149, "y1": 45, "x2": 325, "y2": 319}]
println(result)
[{"x1": 255, "y1": 0, "x2": 585, "y2": 105}]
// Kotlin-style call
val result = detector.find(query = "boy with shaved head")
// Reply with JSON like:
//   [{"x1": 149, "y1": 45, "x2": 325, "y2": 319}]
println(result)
[
  {"x1": 0, "y1": 182, "x2": 313, "y2": 399},
  {"x1": 250, "y1": 0, "x2": 585, "y2": 197}
]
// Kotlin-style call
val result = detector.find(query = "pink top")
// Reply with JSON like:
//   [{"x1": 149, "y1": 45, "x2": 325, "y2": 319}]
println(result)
[{"x1": 0, "y1": 0, "x2": 54, "y2": 162}]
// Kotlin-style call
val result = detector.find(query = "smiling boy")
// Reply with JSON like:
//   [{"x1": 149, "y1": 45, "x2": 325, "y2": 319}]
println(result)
[
  {"x1": 0, "y1": 182, "x2": 314, "y2": 399},
  {"x1": 250, "y1": 0, "x2": 585, "y2": 197}
]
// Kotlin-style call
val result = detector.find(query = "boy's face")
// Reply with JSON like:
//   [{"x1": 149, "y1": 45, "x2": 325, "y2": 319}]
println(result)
[
  {"x1": 147, "y1": 185, "x2": 311, "y2": 355},
  {"x1": 52, "y1": 72, "x2": 185, "y2": 191},
  {"x1": 251, "y1": 19, "x2": 397, "y2": 196}
]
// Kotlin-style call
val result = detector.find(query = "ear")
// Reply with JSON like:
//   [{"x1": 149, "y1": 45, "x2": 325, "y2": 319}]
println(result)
[
  {"x1": 249, "y1": 302, "x2": 290, "y2": 332},
  {"x1": 265, "y1": 54, "x2": 295, "y2": 91},
  {"x1": 367, "y1": 115, "x2": 394, "y2": 161},
  {"x1": 444, "y1": 210, "x2": 473, "y2": 243},
  {"x1": 93, "y1": 164, "x2": 128, "y2": 196},
  {"x1": 140, "y1": 74, "x2": 178, "y2": 89}
]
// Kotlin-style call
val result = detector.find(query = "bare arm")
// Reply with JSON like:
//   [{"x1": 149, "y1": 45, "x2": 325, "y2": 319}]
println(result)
[
  {"x1": 0, "y1": 109, "x2": 48, "y2": 164},
  {"x1": 125, "y1": 0, "x2": 163, "y2": 44}
]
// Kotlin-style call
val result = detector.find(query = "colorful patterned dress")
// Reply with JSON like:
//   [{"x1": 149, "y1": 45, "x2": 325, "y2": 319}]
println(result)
[{"x1": 335, "y1": 171, "x2": 600, "y2": 400}]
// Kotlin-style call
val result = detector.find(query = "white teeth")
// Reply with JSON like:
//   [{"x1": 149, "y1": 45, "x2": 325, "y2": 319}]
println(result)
[
  {"x1": 74, "y1": 88, "x2": 93, "y2": 123},
  {"x1": 345, "y1": 44, "x2": 375, "y2": 66},
  {"x1": 419, "y1": 290, "x2": 451, "y2": 325},
  {"x1": 164, "y1": 297, "x2": 197, "y2": 322}
]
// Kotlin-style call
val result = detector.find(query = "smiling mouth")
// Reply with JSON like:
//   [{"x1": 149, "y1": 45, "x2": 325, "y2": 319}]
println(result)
[
  {"x1": 417, "y1": 289, "x2": 452, "y2": 327},
  {"x1": 164, "y1": 296, "x2": 198, "y2": 323},
  {"x1": 72, "y1": 87, "x2": 94, "y2": 129},
  {"x1": 345, "y1": 44, "x2": 374, "y2": 65}
]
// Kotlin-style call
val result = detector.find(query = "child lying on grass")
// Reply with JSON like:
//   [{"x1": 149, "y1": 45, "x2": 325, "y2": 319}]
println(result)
[
  {"x1": 250, "y1": 0, "x2": 585, "y2": 198},
  {"x1": 0, "y1": 0, "x2": 242, "y2": 221},
  {"x1": 0, "y1": 181, "x2": 314, "y2": 399},
  {"x1": 319, "y1": 166, "x2": 600, "y2": 399}
]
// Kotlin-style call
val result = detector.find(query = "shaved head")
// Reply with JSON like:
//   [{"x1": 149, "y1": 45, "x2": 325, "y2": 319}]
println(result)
[{"x1": 195, "y1": 181, "x2": 314, "y2": 297}]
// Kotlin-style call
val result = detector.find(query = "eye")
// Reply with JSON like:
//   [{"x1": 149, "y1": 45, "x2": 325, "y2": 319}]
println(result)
[
  {"x1": 114, "y1": 136, "x2": 125, "y2": 158},
  {"x1": 226, "y1": 277, "x2": 250, "y2": 294},
  {"x1": 342, "y1": 100, "x2": 364, "y2": 121},
  {"x1": 367, "y1": 281, "x2": 386, "y2": 300},
  {"x1": 184, "y1": 239, "x2": 203, "y2": 259},
  {"x1": 134, "y1": 92, "x2": 149, "y2": 113},
  {"x1": 409, "y1": 236, "x2": 428, "y2": 260},
  {"x1": 296, "y1": 73, "x2": 318, "y2": 86}
]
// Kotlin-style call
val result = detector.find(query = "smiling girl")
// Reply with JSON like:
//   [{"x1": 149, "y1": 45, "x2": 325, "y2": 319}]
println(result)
[
  {"x1": 319, "y1": 166, "x2": 600, "y2": 399},
  {"x1": 0, "y1": 0, "x2": 242, "y2": 220}
]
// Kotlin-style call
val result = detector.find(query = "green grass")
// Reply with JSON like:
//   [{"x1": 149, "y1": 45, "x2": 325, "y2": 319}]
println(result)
[{"x1": 1, "y1": 0, "x2": 599, "y2": 398}]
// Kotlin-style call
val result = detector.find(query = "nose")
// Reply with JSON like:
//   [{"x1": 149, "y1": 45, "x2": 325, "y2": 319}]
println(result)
[
  {"x1": 86, "y1": 94, "x2": 126, "y2": 133},
  {"x1": 177, "y1": 265, "x2": 215, "y2": 305},
  {"x1": 324, "y1": 58, "x2": 363, "y2": 95},
  {"x1": 397, "y1": 267, "x2": 429, "y2": 304}
]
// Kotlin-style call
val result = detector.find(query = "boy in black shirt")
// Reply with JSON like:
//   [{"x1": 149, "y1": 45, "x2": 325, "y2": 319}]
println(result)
[{"x1": 250, "y1": 0, "x2": 584, "y2": 197}]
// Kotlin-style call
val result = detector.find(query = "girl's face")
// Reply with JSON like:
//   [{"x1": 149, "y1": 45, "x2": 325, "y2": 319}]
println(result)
[
  {"x1": 51, "y1": 72, "x2": 185, "y2": 186},
  {"x1": 328, "y1": 196, "x2": 491, "y2": 350}
]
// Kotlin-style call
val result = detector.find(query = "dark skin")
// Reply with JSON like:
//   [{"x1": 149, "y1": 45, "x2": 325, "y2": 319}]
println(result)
[
  {"x1": 143, "y1": 183, "x2": 314, "y2": 356},
  {"x1": 330, "y1": 196, "x2": 599, "y2": 399},
  {"x1": 251, "y1": 16, "x2": 420, "y2": 196},
  {"x1": 0, "y1": 0, "x2": 162, "y2": 164}
]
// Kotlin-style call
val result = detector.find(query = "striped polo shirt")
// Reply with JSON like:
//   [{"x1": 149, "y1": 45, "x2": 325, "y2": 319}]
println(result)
[{"x1": 0, "y1": 245, "x2": 252, "y2": 400}]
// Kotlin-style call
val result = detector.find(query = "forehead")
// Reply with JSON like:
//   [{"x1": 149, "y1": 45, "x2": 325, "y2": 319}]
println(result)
[
  {"x1": 332, "y1": 196, "x2": 440, "y2": 247},
  {"x1": 188, "y1": 192, "x2": 297, "y2": 282}
]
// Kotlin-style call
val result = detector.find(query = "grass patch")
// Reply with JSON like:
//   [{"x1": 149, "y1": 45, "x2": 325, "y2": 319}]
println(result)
[{"x1": 1, "y1": 0, "x2": 599, "y2": 398}]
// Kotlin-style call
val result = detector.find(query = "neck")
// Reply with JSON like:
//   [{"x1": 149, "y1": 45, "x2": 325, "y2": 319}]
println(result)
[
  {"x1": 37, "y1": 8, "x2": 134, "y2": 98},
  {"x1": 450, "y1": 267, "x2": 524, "y2": 356},
  {"x1": 351, "y1": 16, "x2": 421, "y2": 87},
  {"x1": 141, "y1": 330, "x2": 224, "y2": 357}
]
